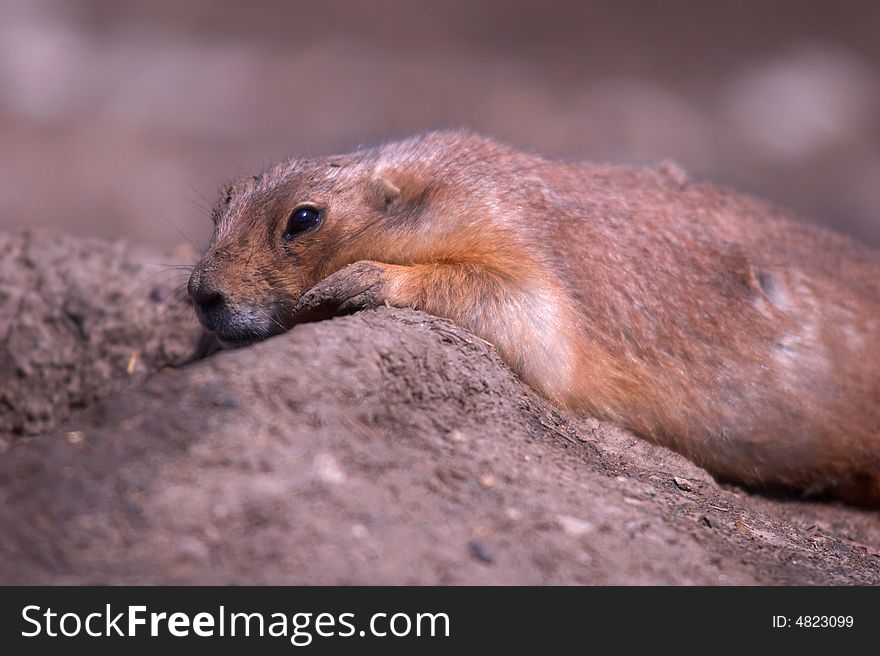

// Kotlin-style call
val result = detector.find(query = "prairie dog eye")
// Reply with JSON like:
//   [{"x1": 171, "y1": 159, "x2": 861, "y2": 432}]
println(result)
[{"x1": 283, "y1": 206, "x2": 323, "y2": 240}]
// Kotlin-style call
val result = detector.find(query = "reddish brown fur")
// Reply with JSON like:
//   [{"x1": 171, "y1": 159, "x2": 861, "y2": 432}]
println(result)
[{"x1": 189, "y1": 130, "x2": 880, "y2": 506}]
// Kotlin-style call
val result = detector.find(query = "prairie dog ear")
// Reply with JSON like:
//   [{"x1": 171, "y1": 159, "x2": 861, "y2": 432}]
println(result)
[{"x1": 368, "y1": 168, "x2": 426, "y2": 211}]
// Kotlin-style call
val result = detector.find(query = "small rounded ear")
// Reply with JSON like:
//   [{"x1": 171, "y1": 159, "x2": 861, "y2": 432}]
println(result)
[
  {"x1": 369, "y1": 175, "x2": 401, "y2": 210},
  {"x1": 368, "y1": 168, "x2": 427, "y2": 211}
]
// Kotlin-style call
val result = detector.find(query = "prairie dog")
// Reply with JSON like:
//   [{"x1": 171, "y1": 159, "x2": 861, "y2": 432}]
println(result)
[{"x1": 188, "y1": 130, "x2": 880, "y2": 506}]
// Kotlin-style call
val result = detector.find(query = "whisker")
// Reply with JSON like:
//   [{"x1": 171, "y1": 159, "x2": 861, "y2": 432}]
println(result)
[
  {"x1": 229, "y1": 160, "x2": 251, "y2": 177},
  {"x1": 127, "y1": 268, "x2": 191, "y2": 298},
  {"x1": 154, "y1": 283, "x2": 193, "y2": 319},
  {"x1": 156, "y1": 300, "x2": 194, "y2": 323},
  {"x1": 157, "y1": 212, "x2": 200, "y2": 251},
  {"x1": 180, "y1": 196, "x2": 213, "y2": 217},
  {"x1": 184, "y1": 182, "x2": 214, "y2": 210},
  {"x1": 143, "y1": 262, "x2": 196, "y2": 269}
]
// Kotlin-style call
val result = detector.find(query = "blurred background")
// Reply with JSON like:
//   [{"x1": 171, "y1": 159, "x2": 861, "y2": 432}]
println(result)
[{"x1": 1, "y1": 0, "x2": 878, "y2": 250}]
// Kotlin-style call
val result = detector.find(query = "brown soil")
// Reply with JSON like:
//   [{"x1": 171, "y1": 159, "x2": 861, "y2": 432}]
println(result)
[
  {"x1": 0, "y1": 230, "x2": 878, "y2": 585},
  {"x1": 0, "y1": 230, "x2": 200, "y2": 442}
]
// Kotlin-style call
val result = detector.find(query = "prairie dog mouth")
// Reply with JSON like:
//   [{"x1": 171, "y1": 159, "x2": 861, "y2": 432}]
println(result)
[
  {"x1": 201, "y1": 305, "x2": 287, "y2": 349},
  {"x1": 215, "y1": 333, "x2": 260, "y2": 349}
]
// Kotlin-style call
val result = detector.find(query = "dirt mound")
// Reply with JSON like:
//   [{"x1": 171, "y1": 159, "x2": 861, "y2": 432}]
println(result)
[
  {"x1": 0, "y1": 232, "x2": 878, "y2": 584},
  {"x1": 0, "y1": 230, "x2": 201, "y2": 443}
]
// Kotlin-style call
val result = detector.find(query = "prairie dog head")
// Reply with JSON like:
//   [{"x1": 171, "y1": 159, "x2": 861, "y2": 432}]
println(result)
[{"x1": 187, "y1": 147, "x2": 443, "y2": 346}]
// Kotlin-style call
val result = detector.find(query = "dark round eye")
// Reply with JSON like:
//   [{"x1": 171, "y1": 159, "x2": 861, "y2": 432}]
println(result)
[{"x1": 283, "y1": 206, "x2": 322, "y2": 240}]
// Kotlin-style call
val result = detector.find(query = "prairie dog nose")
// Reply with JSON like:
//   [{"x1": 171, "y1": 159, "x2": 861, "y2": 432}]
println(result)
[{"x1": 188, "y1": 266, "x2": 228, "y2": 316}]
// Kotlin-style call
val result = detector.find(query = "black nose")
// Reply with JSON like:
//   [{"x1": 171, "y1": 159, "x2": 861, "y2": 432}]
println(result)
[
  {"x1": 193, "y1": 289, "x2": 226, "y2": 312},
  {"x1": 188, "y1": 271, "x2": 218, "y2": 306},
  {"x1": 188, "y1": 269, "x2": 228, "y2": 328}
]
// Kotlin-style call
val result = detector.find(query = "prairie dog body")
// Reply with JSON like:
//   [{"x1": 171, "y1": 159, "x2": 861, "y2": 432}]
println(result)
[{"x1": 188, "y1": 131, "x2": 880, "y2": 506}]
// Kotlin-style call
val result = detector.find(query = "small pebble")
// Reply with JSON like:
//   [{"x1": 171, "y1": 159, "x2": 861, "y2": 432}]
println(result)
[
  {"x1": 66, "y1": 431, "x2": 85, "y2": 444},
  {"x1": 314, "y1": 452, "x2": 346, "y2": 485},
  {"x1": 468, "y1": 539, "x2": 494, "y2": 564},
  {"x1": 212, "y1": 395, "x2": 240, "y2": 409},
  {"x1": 505, "y1": 507, "x2": 522, "y2": 521},
  {"x1": 673, "y1": 476, "x2": 693, "y2": 492},
  {"x1": 557, "y1": 515, "x2": 594, "y2": 536},
  {"x1": 126, "y1": 351, "x2": 139, "y2": 375}
]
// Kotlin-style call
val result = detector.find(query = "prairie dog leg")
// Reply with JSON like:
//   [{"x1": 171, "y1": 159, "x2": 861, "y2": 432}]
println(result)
[
  {"x1": 290, "y1": 261, "x2": 390, "y2": 323},
  {"x1": 292, "y1": 259, "x2": 519, "y2": 331}
]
